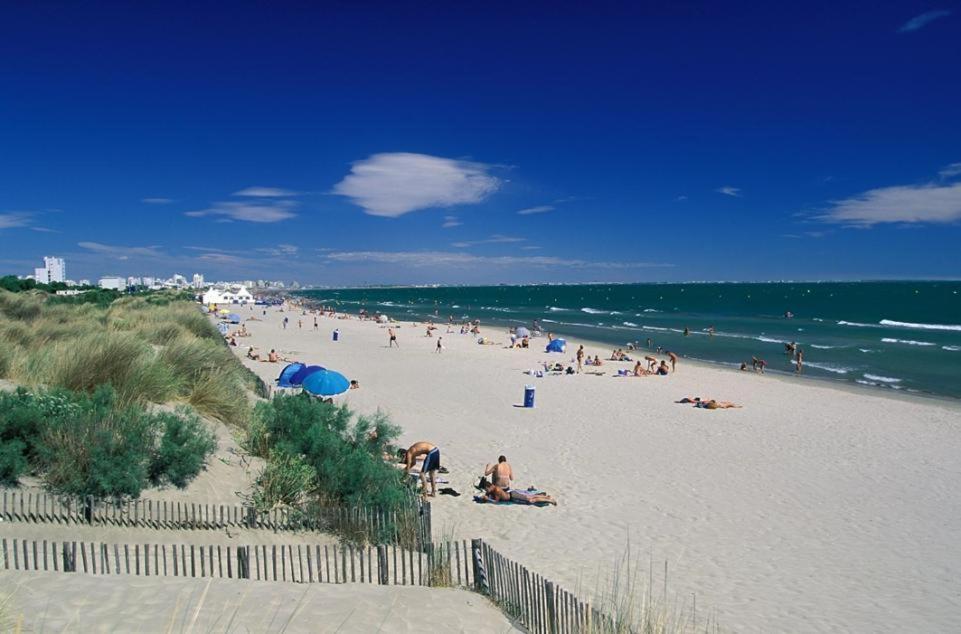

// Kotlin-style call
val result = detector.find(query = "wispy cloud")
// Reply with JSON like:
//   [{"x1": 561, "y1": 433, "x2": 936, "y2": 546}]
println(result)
[
  {"x1": 332, "y1": 152, "x2": 500, "y2": 217},
  {"x1": 716, "y1": 186, "x2": 741, "y2": 197},
  {"x1": 675, "y1": 195, "x2": 688, "y2": 202},
  {"x1": 451, "y1": 234, "x2": 526, "y2": 248},
  {"x1": 255, "y1": 244, "x2": 299, "y2": 256},
  {"x1": 78, "y1": 241, "x2": 165, "y2": 260},
  {"x1": 517, "y1": 205, "x2": 554, "y2": 215},
  {"x1": 899, "y1": 10, "x2": 951, "y2": 32},
  {"x1": 814, "y1": 180, "x2": 961, "y2": 226},
  {"x1": 0, "y1": 212, "x2": 33, "y2": 230},
  {"x1": 939, "y1": 162, "x2": 961, "y2": 179},
  {"x1": 781, "y1": 231, "x2": 830, "y2": 239},
  {"x1": 185, "y1": 200, "x2": 297, "y2": 223},
  {"x1": 441, "y1": 215, "x2": 462, "y2": 228},
  {"x1": 323, "y1": 250, "x2": 671, "y2": 269},
  {"x1": 141, "y1": 197, "x2": 173, "y2": 204},
  {"x1": 31, "y1": 226, "x2": 59, "y2": 233},
  {"x1": 233, "y1": 186, "x2": 297, "y2": 197}
]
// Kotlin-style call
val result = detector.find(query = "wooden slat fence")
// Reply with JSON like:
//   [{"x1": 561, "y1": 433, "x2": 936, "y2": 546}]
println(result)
[
  {"x1": 472, "y1": 539, "x2": 617, "y2": 634},
  {"x1": 0, "y1": 537, "x2": 474, "y2": 588},
  {"x1": 0, "y1": 491, "x2": 431, "y2": 547}
]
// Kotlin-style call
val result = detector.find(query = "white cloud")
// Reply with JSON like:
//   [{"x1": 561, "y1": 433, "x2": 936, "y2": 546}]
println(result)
[
  {"x1": 442, "y1": 215, "x2": 462, "y2": 228},
  {"x1": 675, "y1": 195, "x2": 688, "y2": 202},
  {"x1": 233, "y1": 186, "x2": 297, "y2": 197},
  {"x1": 141, "y1": 197, "x2": 173, "y2": 204},
  {"x1": 78, "y1": 242, "x2": 165, "y2": 260},
  {"x1": 255, "y1": 244, "x2": 300, "y2": 256},
  {"x1": 517, "y1": 205, "x2": 554, "y2": 215},
  {"x1": 899, "y1": 10, "x2": 951, "y2": 32},
  {"x1": 332, "y1": 152, "x2": 500, "y2": 217},
  {"x1": 185, "y1": 200, "x2": 297, "y2": 223},
  {"x1": 815, "y1": 182, "x2": 961, "y2": 226},
  {"x1": 939, "y1": 162, "x2": 961, "y2": 179},
  {"x1": 451, "y1": 234, "x2": 526, "y2": 248},
  {"x1": 716, "y1": 186, "x2": 741, "y2": 197},
  {"x1": 0, "y1": 212, "x2": 32, "y2": 230},
  {"x1": 323, "y1": 250, "x2": 671, "y2": 269}
]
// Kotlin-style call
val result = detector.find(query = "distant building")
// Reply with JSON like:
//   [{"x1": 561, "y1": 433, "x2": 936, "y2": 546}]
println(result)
[
  {"x1": 33, "y1": 256, "x2": 66, "y2": 284},
  {"x1": 142, "y1": 277, "x2": 155, "y2": 288},
  {"x1": 99, "y1": 276, "x2": 125, "y2": 290},
  {"x1": 202, "y1": 284, "x2": 254, "y2": 305},
  {"x1": 78, "y1": 279, "x2": 91, "y2": 287},
  {"x1": 192, "y1": 273, "x2": 205, "y2": 289},
  {"x1": 127, "y1": 276, "x2": 142, "y2": 287}
]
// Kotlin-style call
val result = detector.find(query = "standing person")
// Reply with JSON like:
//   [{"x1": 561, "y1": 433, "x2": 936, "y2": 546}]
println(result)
[
  {"x1": 283, "y1": 316, "x2": 288, "y2": 330},
  {"x1": 576, "y1": 345, "x2": 585, "y2": 373},
  {"x1": 313, "y1": 316, "x2": 318, "y2": 330},
  {"x1": 683, "y1": 326, "x2": 690, "y2": 336},
  {"x1": 752, "y1": 356, "x2": 767, "y2": 374},
  {"x1": 795, "y1": 348, "x2": 804, "y2": 374},
  {"x1": 707, "y1": 325, "x2": 715, "y2": 337},
  {"x1": 484, "y1": 455, "x2": 514, "y2": 490},
  {"x1": 403, "y1": 442, "x2": 441, "y2": 497},
  {"x1": 435, "y1": 337, "x2": 443, "y2": 353},
  {"x1": 667, "y1": 351, "x2": 678, "y2": 372},
  {"x1": 388, "y1": 327, "x2": 398, "y2": 348},
  {"x1": 298, "y1": 319, "x2": 302, "y2": 329},
  {"x1": 645, "y1": 337, "x2": 653, "y2": 350}
]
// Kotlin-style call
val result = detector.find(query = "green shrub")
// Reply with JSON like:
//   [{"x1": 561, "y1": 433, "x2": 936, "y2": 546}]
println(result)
[
  {"x1": 149, "y1": 410, "x2": 216, "y2": 487},
  {"x1": 254, "y1": 451, "x2": 317, "y2": 509},
  {"x1": 249, "y1": 395, "x2": 407, "y2": 510},
  {"x1": 0, "y1": 386, "x2": 216, "y2": 496}
]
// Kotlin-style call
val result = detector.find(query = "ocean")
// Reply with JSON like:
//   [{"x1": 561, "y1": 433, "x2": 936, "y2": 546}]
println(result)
[{"x1": 297, "y1": 281, "x2": 961, "y2": 399}]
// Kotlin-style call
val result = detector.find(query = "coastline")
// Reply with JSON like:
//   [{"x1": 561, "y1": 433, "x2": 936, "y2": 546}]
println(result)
[{"x1": 231, "y1": 302, "x2": 961, "y2": 632}]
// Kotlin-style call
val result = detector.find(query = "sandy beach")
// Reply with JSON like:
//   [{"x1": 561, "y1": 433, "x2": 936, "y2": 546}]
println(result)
[{"x1": 232, "y1": 304, "x2": 961, "y2": 633}]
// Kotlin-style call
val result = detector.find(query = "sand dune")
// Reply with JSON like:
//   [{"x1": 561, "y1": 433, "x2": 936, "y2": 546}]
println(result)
[{"x1": 232, "y1": 305, "x2": 961, "y2": 633}]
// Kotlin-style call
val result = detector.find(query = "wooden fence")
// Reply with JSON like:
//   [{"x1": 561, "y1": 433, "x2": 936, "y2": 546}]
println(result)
[
  {"x1": 473, "y1": 539, "x2": 616, "y2": 634},
  {"x1": 0, "y1": 490, "x2": 431, "y2": 547},
  {"x1": 0, "y1": 534, "x2": 626, "y2": 632},
  {"x1": 0, "y1": 537, "x2": 473, "y2": 588}
]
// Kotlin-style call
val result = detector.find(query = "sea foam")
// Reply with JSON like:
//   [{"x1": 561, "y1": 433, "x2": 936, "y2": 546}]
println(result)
[
  {"x1": 881, "y1": 338, "x2": 936, "y2": 347},
  {"x1": 879, "y1": 319, "x2": 961, "y2": 331}
]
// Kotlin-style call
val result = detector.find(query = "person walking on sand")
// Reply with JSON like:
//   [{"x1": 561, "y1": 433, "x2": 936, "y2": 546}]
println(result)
[
  {"x1": 435, "y1": 337, "x2": 443, "y2": 353},
  {"x1": 283, "y1": 316, "x2": 288, "y2": 329},
  {"x1": 403, "y1": 442, "x2": 441, "y2": 497},
  {"x1": 576, "y1": 345, "x2": 585, "y2": 373},
  {"x1": 667, "y1": 351, "x2": 678, "y2": 372},
  {"x1": 388, "y1": 328, "x2": 398, "y2": 348},
  {"x1": 313, "y1": 316, "x2": 318, "y2": 330},
  {"x1": 484, "y1": 455, "x2": 514, "y2": 490}
]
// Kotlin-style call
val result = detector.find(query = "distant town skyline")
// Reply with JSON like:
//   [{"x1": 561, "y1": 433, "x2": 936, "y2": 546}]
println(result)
[{"x1": 1, "y1": 3, "x2": 959, "y2": 284}]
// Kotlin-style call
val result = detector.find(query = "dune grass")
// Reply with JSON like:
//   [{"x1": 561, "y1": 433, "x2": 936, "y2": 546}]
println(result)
[{"x1": 0, "y1": 289, "x2": 253, "y2": 424}]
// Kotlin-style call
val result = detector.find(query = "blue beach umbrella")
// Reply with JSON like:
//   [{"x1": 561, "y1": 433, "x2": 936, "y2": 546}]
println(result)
[
  {"x1": 290, "y1": 364, "x2": 325, "y2": 386},
  {"x1": 277, "y1": 362, "x2": 305, "y2": 388},
  {"x1": 226, "y1": 313, "x2": 241, "y2": 324},
  {"x1": 515, "y1": 327, "x2": 531, "y2": 338},
  {"x1": 545, "y1": 338, "x2": 567, "y2": 353},
  {"x1": 217, "y1": 322, "x2": 229, "y2": 335},
  {"x1": 302, "y1": 369, "x2": 351, "y2": 397}
]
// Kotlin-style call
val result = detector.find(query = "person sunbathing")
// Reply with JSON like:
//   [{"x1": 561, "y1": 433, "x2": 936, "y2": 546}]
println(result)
[
  {"x1": 633, "y1": 361, "x2": 649, "y2": 376},
  {"x1": 267, "y1": 349, "x2": 279, "y2": 363},
  {"x1": 698, "y1": 399, "x2": 742, "y2": 409},
  {"x1": 484, "y1": 455, "x2": 513, "y2": 490},
  {"x1": 509, "y1": 488, "x2": 558, "y2": 506},
  {"x1": 593, "y1": 355, "x2": 602, "y2": 366},
  {"x1": 656, "y1": 361, "x2": 670, "y2": 375},
  {"x1": 478, "y1": 479, "x2": 511, "y2": 503},
  {"x1": 247, "y1": 347, "x2": 260, "y2": 360}
]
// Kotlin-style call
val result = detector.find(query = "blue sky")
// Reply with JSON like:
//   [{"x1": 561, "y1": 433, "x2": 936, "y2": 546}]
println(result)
[{"x1": 1, "y1": 2, "x2": 959, "y2": 285}]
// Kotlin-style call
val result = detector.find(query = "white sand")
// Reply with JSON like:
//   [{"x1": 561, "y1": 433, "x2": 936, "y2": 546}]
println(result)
[
  {"x1": 231, "y1": 305, "x2": 961, "y2": 633},
  {"x1": 0, "y1": 571, "x2": 521, "y2": 633}
]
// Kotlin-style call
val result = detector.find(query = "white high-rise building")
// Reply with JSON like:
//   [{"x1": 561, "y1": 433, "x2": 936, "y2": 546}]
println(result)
[
  {"x1": 192, "y1": 273, "x2": 205, "y2": 288},
  {"x1": 33, "y1": 256, "x2": 66, "y2": 284},
  {"x1": 99, "y1": 276, "x2": 125, "y2": 290}
]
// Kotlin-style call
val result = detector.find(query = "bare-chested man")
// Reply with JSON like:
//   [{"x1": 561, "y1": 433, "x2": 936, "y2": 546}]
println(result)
[
  {"x1": 484, "y1": 455, "x2": 513, "y2": 490},
  {"x1": 403, "y1": 441, "x2": 440, "y2": 497},
  {"x1": 667, "y1": 351, "x2": 678, "y2": 372},
  {"x1": 388, "y1": 328, "x2": 398, "y2": 348}
]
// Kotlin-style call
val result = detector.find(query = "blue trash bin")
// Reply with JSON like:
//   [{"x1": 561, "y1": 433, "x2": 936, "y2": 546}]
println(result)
[
  {"x1": 523, "y1": 384, "x2": 535, "y2": 408},
  {"x1": 332, "y1": 329, "x2": 340, "y2": 342}
]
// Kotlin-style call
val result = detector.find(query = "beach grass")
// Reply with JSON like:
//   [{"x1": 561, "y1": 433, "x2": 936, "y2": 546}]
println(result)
[{"x1": 0, "y1": 289, "x2": 254, "y2": 424}]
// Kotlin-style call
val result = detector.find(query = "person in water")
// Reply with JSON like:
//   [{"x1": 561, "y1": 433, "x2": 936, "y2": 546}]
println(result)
[
  {"x1": 403, "y1": 441, "x2": 441, "y2": 497},
  {"x1": 795, "y1": 348, "x2": 804, "y2": 374}
]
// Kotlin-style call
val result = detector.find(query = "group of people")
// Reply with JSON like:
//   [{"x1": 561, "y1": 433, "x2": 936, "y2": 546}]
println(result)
[{"x1": 401, "y1": 443, "x2": 557, "y2": 506}]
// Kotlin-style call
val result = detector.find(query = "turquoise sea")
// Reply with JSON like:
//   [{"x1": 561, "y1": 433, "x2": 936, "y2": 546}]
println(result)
[{"x1": 298, "y1": 282, "x2": 961, "y2": 399}]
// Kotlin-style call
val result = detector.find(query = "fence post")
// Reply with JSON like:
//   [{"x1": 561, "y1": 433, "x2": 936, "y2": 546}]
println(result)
[
  {"x1": 471, "y1": 539, "x2": 488, "y2": 594},
  {"x1": 545, "y1": 580, "x2": 558, "y2": 634},
  {"x1": 377, "y1": 545, "x2": 388, "y2": 585}
]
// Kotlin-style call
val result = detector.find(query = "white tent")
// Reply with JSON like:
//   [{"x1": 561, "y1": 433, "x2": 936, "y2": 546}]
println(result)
[{"x1": 203, "y1": 285, "x2": 254, "y2": 305}]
